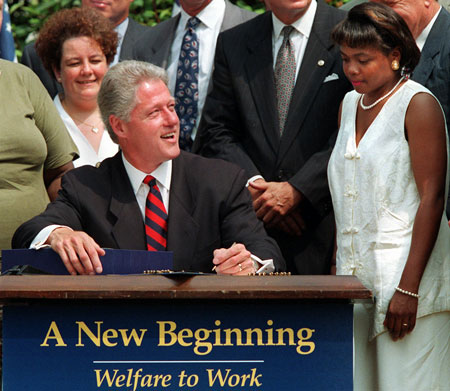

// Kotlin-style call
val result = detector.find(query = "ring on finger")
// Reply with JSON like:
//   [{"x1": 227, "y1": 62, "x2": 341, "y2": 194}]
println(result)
[{"x1": 238, "y1": 263, "x2": 242, "y2": 272}]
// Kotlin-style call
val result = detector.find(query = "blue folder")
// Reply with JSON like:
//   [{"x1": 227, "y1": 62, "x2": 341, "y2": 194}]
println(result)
[{"x1": 1, "y1": 248, "x2": 173, "y2": 275}]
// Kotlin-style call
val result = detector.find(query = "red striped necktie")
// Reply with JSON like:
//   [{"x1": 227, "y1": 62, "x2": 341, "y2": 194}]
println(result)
[{"x1": 143, "y1": 175, "x2": 168, "y2": 251}]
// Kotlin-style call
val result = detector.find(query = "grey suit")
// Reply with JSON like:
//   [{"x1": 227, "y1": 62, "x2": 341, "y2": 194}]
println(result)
[
  {"x1": 132, "y1": 0, "x2": 255, "y2": 68},
  {"x1": 195, "y1": 1, "x2": 352, "y2": 274},
  {"x1": 411, "y1": 7, "x2": 450, "y2": 218},
  {"x1": 412, "y1": 7, "x2": 450, "y2": 133},
  {"x1": 21, "y1": 18, "x2": 150, "y2": 98}
]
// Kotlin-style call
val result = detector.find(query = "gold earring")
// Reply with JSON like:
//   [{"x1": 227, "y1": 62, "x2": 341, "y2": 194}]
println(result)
[{"x1": 391, "y1": 60, "x2": 400, "y2": 71}]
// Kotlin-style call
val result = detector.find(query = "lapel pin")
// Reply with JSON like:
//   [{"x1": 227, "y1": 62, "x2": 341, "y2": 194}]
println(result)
[{"x1": 317, "y1": 60, "x2": 325, "y2": 67}]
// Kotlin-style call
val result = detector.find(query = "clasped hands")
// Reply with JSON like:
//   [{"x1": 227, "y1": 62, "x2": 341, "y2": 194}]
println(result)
[
  {"x1": 47, "y1": 227, "x2": 255, "y2": 276},
  {"x1": 248, "y1": 179, "x2": 304, "y2": 236}
]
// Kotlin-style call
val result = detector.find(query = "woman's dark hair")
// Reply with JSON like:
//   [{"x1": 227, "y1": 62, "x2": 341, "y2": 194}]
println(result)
[
  {"x1": 36, "y1": 7, "x2": 118, "y2": 76},
  {"x1": 331, "y1": 2, "x2": 420, "y2": 72}
]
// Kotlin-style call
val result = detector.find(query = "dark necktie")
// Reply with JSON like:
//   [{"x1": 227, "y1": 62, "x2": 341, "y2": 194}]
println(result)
[
  {"x1": 274, "y1": 26, "x2": 296, "y2": 135},
  {"x1": 143, "y1": 175, "x2": 168, "y2": 251},
  {"x1": 174, "y1": 16, "x2": 200, "y2": 152}
]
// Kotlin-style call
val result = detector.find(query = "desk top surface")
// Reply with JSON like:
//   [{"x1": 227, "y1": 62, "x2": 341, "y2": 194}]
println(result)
[{"x1": 0, "y1": 275, "x2": 372, "y2": 301}]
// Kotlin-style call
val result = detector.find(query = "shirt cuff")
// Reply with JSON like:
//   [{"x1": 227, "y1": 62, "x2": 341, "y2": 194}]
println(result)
[
  {"x1": 246, "y1": 175, "x2": 264, "y2": 188},
  {"x1": 30, "y1": 225, "x2": 73, "y2": 249}
]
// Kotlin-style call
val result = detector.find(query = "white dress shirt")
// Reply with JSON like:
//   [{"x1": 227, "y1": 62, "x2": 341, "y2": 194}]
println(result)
[
  {"x1": 122, "y1": 154, "x2": 172, "y2": 217},
  {"x1": 167, "y1": 0, "x2": 226, "y2": 141},
  {"x1": 54, "y1": 95, "x2": 118, "y2": 168}
]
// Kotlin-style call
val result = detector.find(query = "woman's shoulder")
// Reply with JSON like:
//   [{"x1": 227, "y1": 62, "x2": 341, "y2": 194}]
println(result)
[
  {"x1": 0, "y1": 60, "x2": 46, "y2": 94},
  {"x1": 403, "y1": 79, "x2": 433, "y2": 96},
  {"x1": 340, "y1": 89, "x2": 360, "y2": 115},
  {"x1": 1, "y1": 59, "x2": 36, "y2": 80},
  {"x1": 403, "y1": 79, "x2": 444, "y2": 111}
]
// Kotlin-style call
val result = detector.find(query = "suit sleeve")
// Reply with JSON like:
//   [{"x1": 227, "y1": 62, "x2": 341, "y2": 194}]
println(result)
[
  {"x1": 194, "y1": 34, "x2": 262, "y2": 179},
  {"x1": 220, "y1": 168, "x2": 286, "y2": 271},
  {"x1": 21, "y1": 43, "x2": 60, "y2": 98},
  {"x1": 288, "y1": 132, "x2": 337, "y2": 214},
  {"x1": 12, "y1": 174, "x2": 85, "y2": 249},
  {"x1": 20, "y1": 43, "x2": 34, "y2": 68}
]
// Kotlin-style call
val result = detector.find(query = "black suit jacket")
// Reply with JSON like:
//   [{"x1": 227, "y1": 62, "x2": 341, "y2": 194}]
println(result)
[
  {"x1": 12, "y1": 152, "x2": 285, "y2": 273},
  {"x1": 21, "y1": 18, "x2": 150, "y2": 98},
  {"x1": 194, "y1": 1, "x2": 352, "y2": 274},
  {"x1": 133, "y1": 0, "x2": 255, "y2": 69},
  {"x1": 411, "y1": 7, "x2": 450, "y2": 219}
]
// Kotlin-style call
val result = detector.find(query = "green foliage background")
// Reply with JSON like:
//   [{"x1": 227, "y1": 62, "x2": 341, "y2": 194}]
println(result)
[{"x1": 7, "y1": 0, "x2": 346, "y2": 61}]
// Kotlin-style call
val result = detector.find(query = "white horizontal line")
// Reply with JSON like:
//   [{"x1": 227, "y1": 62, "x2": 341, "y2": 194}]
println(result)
[{"x1": 93, "y1": 360, "x2": 264, "y2": 364}]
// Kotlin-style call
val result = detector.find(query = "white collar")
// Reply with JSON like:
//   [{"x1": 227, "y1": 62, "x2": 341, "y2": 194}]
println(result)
[
  {"x1": 179, "y1": 0, "x2": 225, "y2": 30},
  {"x1": 272, "y1": 0, "x2": 317, "y2": 40},
  {"x1": 122, "y1": 153, "x2": 172, "y2": 195},
  {"x1": 416, "y1": 6, "x2": 441, "y2": 51}
]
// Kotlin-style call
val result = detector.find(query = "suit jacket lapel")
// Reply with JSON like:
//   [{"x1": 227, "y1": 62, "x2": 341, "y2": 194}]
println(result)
[
  {"x1": 244, "y1": 12, "x2": 280, "y2": 153},
  {"x1": 108, "y1": 154, "x2": 147, "y2": 250},
  {"x1": 120, "y1": 18, "x2": 138, "y2": 60},
  {"x1": 412, "y1": 9, "x2": 446, "y2": 84},
  {"x1": 166, "y1": 153, "x2": 199, "y2": 269},
  {"x1": 149, "y1": 15, "x2": 180, "y2": 68},
  {"x1": 277, "y1": 2, "x2": 337, "y2": 161}
]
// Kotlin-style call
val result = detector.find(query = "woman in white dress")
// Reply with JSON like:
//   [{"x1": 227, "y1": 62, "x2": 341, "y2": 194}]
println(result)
[
  {"x1": 35, "y1": 7, "x2": 119, "y2": 167},
  {"x1": 328, "y1": 3, "x2": 449, "y2": 390}
]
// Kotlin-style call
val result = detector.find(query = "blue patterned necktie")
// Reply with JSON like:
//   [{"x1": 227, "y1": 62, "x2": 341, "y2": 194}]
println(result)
[
  {"x1": 274, "y1": 26, "x2": 296, "y2": 135},
  {"x1": 174, "y1": 16, "x2": 200, "y2": 152}
]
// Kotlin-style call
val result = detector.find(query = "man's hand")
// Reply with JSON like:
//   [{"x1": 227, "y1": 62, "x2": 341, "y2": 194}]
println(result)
[
  {"x1": 247, "y1": 178, "x2": 265, "y2": 203},
  {"x1": 249, "y1": 180, "x2": 304, "y2": 234},
  {"x1": 212, "y1": 243, "x2": 255, "y2": 275},
  {"x1": 268, "y1": 209, "x2": 306, "y2": 237},
  {"x1": 47, "y1": 228, "x2": 105, "y2": 275}
]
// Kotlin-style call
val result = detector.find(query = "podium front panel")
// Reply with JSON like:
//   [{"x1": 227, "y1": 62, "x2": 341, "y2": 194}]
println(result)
[{"x1": 3, "y1": 299, "x2": 353, "y2": 390}]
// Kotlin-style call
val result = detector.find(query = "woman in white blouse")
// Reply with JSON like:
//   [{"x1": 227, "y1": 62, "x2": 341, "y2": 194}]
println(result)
[
  {"x1": 36, "y1": 7, "x2": 119, "y2": 167},
  {"x1": 328, "y1": 3, "x2": 449, "y2": 391}
]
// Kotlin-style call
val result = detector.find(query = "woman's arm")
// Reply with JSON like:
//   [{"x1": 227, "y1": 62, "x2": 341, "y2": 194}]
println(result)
[
  {"x1": 384, "y1": 92, "x2": 447, "y2": 341},
  {"x1": 44, "y1": 162, "x2": 74, "y2": 201}
]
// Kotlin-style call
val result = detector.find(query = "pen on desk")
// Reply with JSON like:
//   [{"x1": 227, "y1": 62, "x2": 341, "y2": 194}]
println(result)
[{"x1": 212, "y1": 242, "x2": 237, "y2": 271}]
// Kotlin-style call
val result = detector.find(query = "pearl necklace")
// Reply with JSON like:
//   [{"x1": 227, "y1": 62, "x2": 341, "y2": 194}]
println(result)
[{"x1": 359, "y1": 76, "x2": 405, "y2": 110}]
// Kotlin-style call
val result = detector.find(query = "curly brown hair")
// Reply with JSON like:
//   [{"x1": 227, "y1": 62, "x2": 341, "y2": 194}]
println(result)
[{"x1": 36, "y1": 7, "x2": 118, "y2": 76}]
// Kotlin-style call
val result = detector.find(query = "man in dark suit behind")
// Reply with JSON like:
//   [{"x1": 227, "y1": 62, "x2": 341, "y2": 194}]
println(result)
[
  {"x1": 194, "y1": 0, "x2": 352, "y2": 274},
  {"x1": 12, "y1": 60, "x2": 284, "y2": 276},
  {"x1": 21, "y1": 0, "x2": 150, "y2": 98},
  {"x1": 372, "y1": 0, "x2": 450, "y2": 220},
  {"x1": 133, "y1": 0, "x2": 255, "y2": 151}
]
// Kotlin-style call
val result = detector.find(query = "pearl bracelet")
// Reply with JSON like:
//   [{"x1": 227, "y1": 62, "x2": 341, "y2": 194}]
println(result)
[{"x1": 395, "y1": 286, "x2": 420, "y2": 298}]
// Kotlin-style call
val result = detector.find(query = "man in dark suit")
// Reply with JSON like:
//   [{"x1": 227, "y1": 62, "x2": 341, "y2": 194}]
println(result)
[
  {"x1": 194, "y1": 0, "x2": 352, "y2": 274},
  {"x1": 373, "y1": 0, "x2": 450, "y2": 219},
  {"x1": 133, "y1": 0, "x2": 254, "y2": 150},
  {"x1": 12, "y1": 60, "x2": 284, "y2": 276},
  {"x1": 21, "y1": 0, "x2": 150, "y2": 98}
]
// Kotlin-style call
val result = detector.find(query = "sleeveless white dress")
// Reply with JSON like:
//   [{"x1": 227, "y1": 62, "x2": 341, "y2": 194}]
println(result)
[{"x1": 328, "y1": 80, "x2": 450, "y2": 390}]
